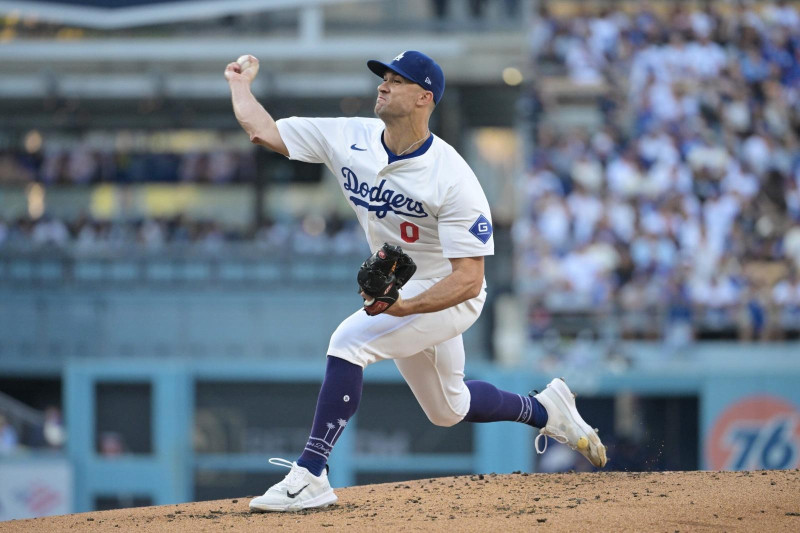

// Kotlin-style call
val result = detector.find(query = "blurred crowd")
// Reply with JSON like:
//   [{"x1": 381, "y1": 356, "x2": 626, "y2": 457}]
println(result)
[
  {"x1": 0, "y1": 148, "x2": 258, "y2": 185},
  {"x1": 0, "y1": 213, "x2": 368, "y2": 256},
  {"x1": 0, "y1": 406, "x2": 65, "y2": 456},
  {"x1": 519, "y1": 2, "x2": 800, "y2": 341}
]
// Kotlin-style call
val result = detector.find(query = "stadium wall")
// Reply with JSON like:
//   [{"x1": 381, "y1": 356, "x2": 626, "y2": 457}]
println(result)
[{"x1": 2, "y1": 350, "x2": 799, "y2": 518}]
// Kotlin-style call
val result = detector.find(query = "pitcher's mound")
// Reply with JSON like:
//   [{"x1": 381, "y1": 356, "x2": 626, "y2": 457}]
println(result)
[{"x1": 4, "y1": 470, "x2": 799, "y2": 532}]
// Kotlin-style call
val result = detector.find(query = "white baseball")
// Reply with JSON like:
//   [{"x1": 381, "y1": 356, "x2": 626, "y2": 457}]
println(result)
[{"x1": 236, "y1": 54, "x2": 259, "y2": 76}]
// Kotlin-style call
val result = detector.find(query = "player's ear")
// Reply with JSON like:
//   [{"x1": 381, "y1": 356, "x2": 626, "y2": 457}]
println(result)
[{"x1": 418, "y1": 90, "x2": 434, "y2": 108}]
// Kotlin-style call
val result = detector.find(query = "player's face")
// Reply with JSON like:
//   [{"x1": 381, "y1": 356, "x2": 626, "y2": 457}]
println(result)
[{"x1": 375, "y1": 71, "x2": 430, "y2": 119}]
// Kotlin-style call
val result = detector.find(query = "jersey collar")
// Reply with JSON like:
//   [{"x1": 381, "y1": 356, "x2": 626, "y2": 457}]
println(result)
[{"x1": 381, "y1": 131, "x2": 434, "y2": 164}]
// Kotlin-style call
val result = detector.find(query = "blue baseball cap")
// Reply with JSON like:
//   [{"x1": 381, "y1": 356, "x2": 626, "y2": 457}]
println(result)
[{"x1": 368, "y1": 51, "x2": 445, "y2": 104}]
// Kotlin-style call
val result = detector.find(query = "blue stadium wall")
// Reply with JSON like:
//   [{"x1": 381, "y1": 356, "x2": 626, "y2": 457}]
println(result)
[{"x1": 1, "y1": 285, "x2": 800, "y2": 515}]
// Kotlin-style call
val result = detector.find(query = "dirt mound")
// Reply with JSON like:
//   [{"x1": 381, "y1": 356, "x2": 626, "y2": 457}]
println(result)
[{"x1": 4, "y1": 470, "x2": 799, "y2": 532}]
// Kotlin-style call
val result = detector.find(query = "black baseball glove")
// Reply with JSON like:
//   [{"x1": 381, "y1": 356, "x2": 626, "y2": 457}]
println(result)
[{"x1": 357, "y1": 243, "x2": 417, "y2": 316}]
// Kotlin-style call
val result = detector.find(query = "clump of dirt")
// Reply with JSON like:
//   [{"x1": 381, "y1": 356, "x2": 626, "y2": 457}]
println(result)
[{"x1": 4, "y1": 470, "x2": 799, "y2": 532}]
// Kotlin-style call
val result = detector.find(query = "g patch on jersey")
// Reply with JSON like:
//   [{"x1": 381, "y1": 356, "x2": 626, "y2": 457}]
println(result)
[{"x1": 469, "y1": 214, "x2": 493, "y2": 244}]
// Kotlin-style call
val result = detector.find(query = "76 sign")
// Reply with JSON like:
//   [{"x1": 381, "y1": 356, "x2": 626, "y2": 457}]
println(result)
[{"x1": 707, "y1": 396, "x2": 800, "y2": 470}]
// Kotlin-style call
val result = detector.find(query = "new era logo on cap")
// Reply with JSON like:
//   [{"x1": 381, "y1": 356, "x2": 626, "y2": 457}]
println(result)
[
  {"x1": 367, "y1": 51, "x2": 446, "y2": 104},
  {"x1": 469, "y1": 214, "x2": 493, "y2": 244}
]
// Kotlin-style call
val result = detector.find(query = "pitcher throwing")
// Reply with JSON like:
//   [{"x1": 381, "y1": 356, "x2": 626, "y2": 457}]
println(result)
[{"x1": 225, "y1": 50, "x2": 607, "y2": 512}]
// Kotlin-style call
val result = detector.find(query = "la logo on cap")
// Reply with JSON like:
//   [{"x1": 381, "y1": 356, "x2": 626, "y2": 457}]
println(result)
[
  {"x1": 394, "y1": 52, "x2": 405, "y2": 61},
  {"x1": 425, "y1": 77, "x2": 432, "y2": 85}
]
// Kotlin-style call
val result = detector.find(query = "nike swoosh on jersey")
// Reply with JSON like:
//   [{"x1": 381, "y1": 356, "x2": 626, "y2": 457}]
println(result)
[
  {"x1": 350, "y1": 144, "x2": 367, "y2": 151},
  {"x1": 286, "y1": 484, "x2": 310, "y2": 498}
]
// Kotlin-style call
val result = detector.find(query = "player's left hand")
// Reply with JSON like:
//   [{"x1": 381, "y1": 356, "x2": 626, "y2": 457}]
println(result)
[
  {"x1": 357, "y1": 243, "x2": 416, "y2": 316},
  {"x1": 359, "y1": 290, "x2": 409, "y2": 316},
  {"x1": 383, "y1": 294, "x2": 409, "y2": 317}
]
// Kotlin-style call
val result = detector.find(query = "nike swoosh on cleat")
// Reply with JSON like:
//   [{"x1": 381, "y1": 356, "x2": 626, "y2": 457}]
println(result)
[
  {"x1": 350, "y1": 144, "x2": 367, "y2": 151},
  {"x1": 286, "y1": 484, "x2": 310, "y2": 498}
]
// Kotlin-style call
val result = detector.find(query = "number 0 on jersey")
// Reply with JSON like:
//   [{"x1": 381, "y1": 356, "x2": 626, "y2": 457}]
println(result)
[{"x1": 400, "y1": 222, "x2": 420, "y2": 243}]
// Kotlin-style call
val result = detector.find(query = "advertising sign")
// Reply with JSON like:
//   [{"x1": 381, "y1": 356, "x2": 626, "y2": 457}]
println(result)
[
  {"x1": 0, "y1": 460, "x2": 73, "y2": 521},
  {"x1": 704, "y1": 382, "x2": 800, "y2": 471}
]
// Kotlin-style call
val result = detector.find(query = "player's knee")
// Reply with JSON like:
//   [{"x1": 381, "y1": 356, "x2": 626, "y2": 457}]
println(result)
[
  {"x1": 328, "y1": 327, "x2": 346, "y2": 349},
  {"x1": 426, "y1": 409, "x2": 464, "y2": 428},
  {"x1": 424, "y1": 388, "x2": 470, "y2": 427}
]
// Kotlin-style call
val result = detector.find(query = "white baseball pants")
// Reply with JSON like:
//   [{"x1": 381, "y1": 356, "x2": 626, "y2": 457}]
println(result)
[{"x1": 328, "y1": 278, "x2": 486, "y2": 427}]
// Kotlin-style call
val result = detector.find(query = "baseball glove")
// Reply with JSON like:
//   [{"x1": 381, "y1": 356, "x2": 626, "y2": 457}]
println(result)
[{"x1": 357, "y1": 243, "x2": 417, "y2": 316}]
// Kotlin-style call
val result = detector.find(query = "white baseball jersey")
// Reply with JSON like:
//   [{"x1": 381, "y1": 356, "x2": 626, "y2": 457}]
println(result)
[{"x1": 276, "y1": 117, "x2": 494, "y2": 279}]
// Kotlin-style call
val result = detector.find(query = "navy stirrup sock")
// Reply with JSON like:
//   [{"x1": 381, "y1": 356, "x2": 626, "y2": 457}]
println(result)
[
  {"x1": 464, "y1": 380, "x2": 548, "y2": 428},
  {"x1": 297, "y1": 356, "x2": 363, "y2": 476}
]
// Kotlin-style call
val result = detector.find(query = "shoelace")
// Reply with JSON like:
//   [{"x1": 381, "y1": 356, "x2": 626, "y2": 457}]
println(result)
[
  {"x1": 269, "y1": 457, "x2": 307, "y2": 487},
  {"x1": 534, "y1": 430, "x2": 569, "y2": 455},
  {"x1": 529, "y1": 389, "x2": 570, "y2": 455}
]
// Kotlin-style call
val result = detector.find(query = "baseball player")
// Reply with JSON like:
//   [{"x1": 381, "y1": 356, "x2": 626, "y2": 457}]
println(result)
[{"x1": 225, "y1": 51, "x2": 607, "y2": 513}]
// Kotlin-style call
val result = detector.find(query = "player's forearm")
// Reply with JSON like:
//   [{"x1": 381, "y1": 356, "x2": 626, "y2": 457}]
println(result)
[
  {"x1": 228, "y1": 79, "x2": 288, "y2": 156},
  {"x1": 399, "y1": 270, "x2": 483, "y2": 315}
]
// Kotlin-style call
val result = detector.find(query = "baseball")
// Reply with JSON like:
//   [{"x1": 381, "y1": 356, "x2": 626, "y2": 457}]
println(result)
[{"x1": 236, "y1": 54, "x2": 259, "y2": 76}]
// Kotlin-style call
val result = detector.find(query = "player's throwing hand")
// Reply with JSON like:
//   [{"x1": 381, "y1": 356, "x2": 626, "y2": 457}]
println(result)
[{"x1": 224, "y1": 54, "x2": 260, "y2": 83}]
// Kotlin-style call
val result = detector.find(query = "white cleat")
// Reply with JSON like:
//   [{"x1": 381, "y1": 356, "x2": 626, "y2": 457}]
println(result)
[
  {"x1": 249, "y1": 458, "x2": 338, "y2": 512},
  {"x1": 533, "y1": 378, "x2": 608, "y2": 468}
]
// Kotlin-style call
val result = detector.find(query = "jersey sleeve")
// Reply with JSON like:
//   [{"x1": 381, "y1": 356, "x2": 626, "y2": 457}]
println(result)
[
  {"x1": 438, "y1": 172, "x2": 495, "y2": 258},
  {"x1": 275, "y1": 116, "x2": 345, "y2": 166}
]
